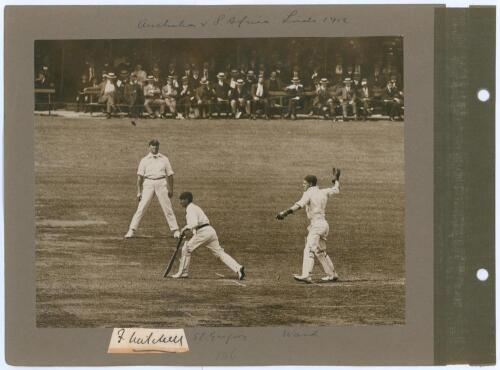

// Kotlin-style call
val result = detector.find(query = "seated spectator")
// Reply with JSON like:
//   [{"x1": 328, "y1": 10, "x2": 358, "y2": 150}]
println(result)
[
  {"x1": 228, "y1": 69, "x2": 239, "y2": 89},
  {"x1": 284, "y1": 77, "x2": 304, "y2": 120},
  {"x1": 178, "y1": 76, "x2": 194, "y2": 119},
  {"x1": 202, "y1": 61, "x2": 212, "y2": 82},
  {"x1": 353, "y1": 73, "x2": 361, "y2": 90},
  {"x1": 116, "y1": 69, "x2": 129, "y2": 105},
  {"x1": 75, "y1": 74, "x2": 91, "y2": 112},
  {"x1": 251, "y1": 75, "x2": 270, "y2": 120},
  {"x1": 99, "y1": 72, "x2": 118, "y2": 119},
  {"x1": 195, "y1": 78, "x2": 214, "y2": 119},
  {"x1": 337, "y1": 77, "x2": 358, "y2": 121},
  {"x1": 314, "y1": 78, "x2": 337, "y2": 120},
  {"x1": 291, "y1": 65, "x2": 301, "y2": 84},
  {"x1": 167, "y1": 62, "x2": 177, "y2": 80},
  {"x1": 143, "y1": 75, "x2": 165, "y2": 118},
  {"x1": 134, "y1": 64, "x2": 147, "y2": 86},
  {"x1": 35, "y1": 71, "x2": 50, "y2": 111},
  {"x1": 35, "y1": 70, "x2": 48, "y2": 88},
  {"x1": 239, "y1": 63, "x2": 248, "y2": 78},
  {"x1": 152, "y1": 64, "x2": 162, "y2": 85},
  {"x1": 183, "y1": 63, "x2": 192, "y2": 79},
  {"x1": 383, "y1": 79, "x2": 403, "y2": 121},
  {"x1": 124, "y1": 73, "x2": 143, "y2": 118},
  {"x1": 274, "y1": 61, "x2": 286, "y2": 82},
  {"x1": 268, "y1": 71, "x2": 282, "y2": 91},
  {"x1": 229, "y1": 79, "x2": 250, "y2": 119},
  {"x1": 345, "y1": 65, "x2": 354, "y2": 81},
  {"x1": 190, "y1": 69, "x2": 201, "y2": 90},
  {"x1": 213, "y1": 72, "x2": 230, "y2": 117},
  {"x1": 246, "y1": 70, "x2": 257, "y2": 85},
  {"x1": 357, "y1": 78, "x2": 374, "y2": 120},
  {"x1": 257, "y1": 63, "x2": 266, "y2": 79},
  {"x1": 162, "y1": 76, "x2": 179, "y2": 118},
  {"x1": 310, "y1": 66, "x2": 320, "y2": 91}
]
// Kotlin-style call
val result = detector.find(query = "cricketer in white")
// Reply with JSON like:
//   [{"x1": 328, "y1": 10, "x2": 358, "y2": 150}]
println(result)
[
  {"x1": 125, "y1": 139, "x2": 180, "y2": 239},
  {"x1": 171, "y1": 191, "x2": 245, "y2": 280},
  {"x1": 277, "y1": 170, "x2": 341, "y2": 283}
]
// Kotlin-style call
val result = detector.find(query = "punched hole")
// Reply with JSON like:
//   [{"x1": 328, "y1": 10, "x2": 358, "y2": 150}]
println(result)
[
  {"x1": 476, "y1": 268, "x2": 489, "y2": 281},
  {"x1": 477, "y1": 89, "x2": 490, "y2": 102}
]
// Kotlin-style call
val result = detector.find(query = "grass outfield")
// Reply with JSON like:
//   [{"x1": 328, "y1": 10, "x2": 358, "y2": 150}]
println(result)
[{"x1": 35, "y1": 115, "x2": 405, "y2": 327}]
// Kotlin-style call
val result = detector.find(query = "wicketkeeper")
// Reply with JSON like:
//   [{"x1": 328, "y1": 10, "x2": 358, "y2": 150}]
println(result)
[{"x1": 276, "y1": 168, "x2": 341, "y2": 283}]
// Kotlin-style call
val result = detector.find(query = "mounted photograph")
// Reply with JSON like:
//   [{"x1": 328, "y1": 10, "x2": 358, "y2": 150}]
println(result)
[{"x1": 34, "y1": 36, "x2": 405, "y2": 327}]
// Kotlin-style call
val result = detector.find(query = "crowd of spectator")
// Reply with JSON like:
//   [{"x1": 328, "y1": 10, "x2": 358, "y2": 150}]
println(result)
[{"x1": 38, "y1": 54, "x2": 404, "y2": 121}]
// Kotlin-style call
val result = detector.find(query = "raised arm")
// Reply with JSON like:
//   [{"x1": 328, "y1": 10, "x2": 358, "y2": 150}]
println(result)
[{"x1": 325, "y1": 167, "x2": 341, "y2": 196}]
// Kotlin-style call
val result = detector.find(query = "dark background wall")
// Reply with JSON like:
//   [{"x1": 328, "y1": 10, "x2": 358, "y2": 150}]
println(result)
[{"x1": 35, "y1": 37, "x2": 403, "y2": 101}]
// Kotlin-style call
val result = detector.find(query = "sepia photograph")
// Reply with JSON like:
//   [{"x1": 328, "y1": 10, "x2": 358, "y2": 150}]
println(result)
[{"x1": 34, "y1": 36, "x2": 405, "y2": 328}]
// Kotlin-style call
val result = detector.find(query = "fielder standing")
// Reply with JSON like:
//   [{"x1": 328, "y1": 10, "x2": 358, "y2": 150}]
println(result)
[
  {"x1": 125, "y1": 139, "x2": 180, "y2": 239},
  {"x1": 170, "y1": 192, "x2": 245, "y2": 280},
  {"x1": 276, "y1": 169, "x2": 341, "y2": 283}
]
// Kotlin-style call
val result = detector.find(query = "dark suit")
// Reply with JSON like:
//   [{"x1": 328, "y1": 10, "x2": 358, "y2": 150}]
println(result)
[
  {"x1": 229, "y1": 85, "x2": 250, "y2": 116},
  {"x1": 383, "y1": 85, "x2": 403, "y2": 119},
  {"x1": 357, "y1": 85, "x2": 373, "y2": 119},
  {"x1": 284, "y1": 83, "x2": 304, "y2": 118},
  {"x1": 250, "y1": 82, "x2": 270, "y2": 118},
  {"x1": 314, "y1": 86, "x2": 336, "y2": 118},
  {"x1": 124, "y1": 80, "x2": 143, "y2": 117},
  {"x1": 338, "y1": 85, "x2": 358, "y2": 120},
  {"x1": 75, "y1": 79, "x2": 91, "y2": 112},
  {"x1": 178, "y1": 84, "x2": 194, "y2": 117},
  {"x1": 213, "y1": 80, "x2": 230, "y2": 116},
  {"x1": 189, "y1": 76, "x2": 201, "y2": 90},
  {"x1": 195, "y1": 85, "x2": 214, "y2": 118},
  {"x1": 268, "y1": 78, "x2": 282, "y2": 91}
]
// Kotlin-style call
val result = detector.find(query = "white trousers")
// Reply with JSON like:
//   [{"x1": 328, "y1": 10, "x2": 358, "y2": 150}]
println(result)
[
  {"x1": 301, "y1": 219, "x2": 336, "y2": 277},
  {"x1": 128, "y1": 178, "x2": 179, "y2": 232},
  {"x1": 176, "y1": 226, "x2": 241, "y2": 275}
]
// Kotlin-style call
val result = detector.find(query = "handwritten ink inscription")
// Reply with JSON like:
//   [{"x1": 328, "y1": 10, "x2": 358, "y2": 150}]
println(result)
[
  {"x1": 137, "y1": 9, "x2": 348, "y2": 30},
  {"x1": 282, "y1": 328, "x2": 319, "y2": 338},
  {"x1": 108, "y1": 328, "x2": 189, "y2": 354}
]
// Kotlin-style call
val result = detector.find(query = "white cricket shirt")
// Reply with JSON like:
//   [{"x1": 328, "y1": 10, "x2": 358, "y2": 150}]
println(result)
[
  {"x1": 137, "y1": 153, "x2": 174, "y2": 180},
  {"x1": 185, "y1": 203, "x2": 210, "y2": 230},
  {"x1": 295, "y1": 182, "x2": 340, "y2": 222}
]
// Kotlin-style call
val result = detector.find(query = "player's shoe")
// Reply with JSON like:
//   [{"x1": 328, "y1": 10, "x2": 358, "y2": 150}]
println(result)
[
  {"x1": 321, "y1": 273, "x2": 339, "y2": 282},
  {"x1": 170, "y1": 272, "x2": 189, "y2": 279},
  {"x1": 124, "y1": 229, "x2": 135, "y2": 239},
  {"x1": 293, "y1": 274, "x2": 312, "y2": 284},
  {"x1": 238, "y1": 266, "x2": 246, "y2": 280}
]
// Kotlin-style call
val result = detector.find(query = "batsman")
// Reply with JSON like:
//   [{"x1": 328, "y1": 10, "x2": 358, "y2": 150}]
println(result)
[{"x1": 276, "y1": 167, "x2": 341, "y2": 283}]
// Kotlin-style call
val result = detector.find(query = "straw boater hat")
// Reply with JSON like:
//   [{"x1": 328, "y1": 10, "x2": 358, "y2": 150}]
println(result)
[
  {"x1": 217, "y1": 72, "x2": 225, "y2": 78},
  {"x1": 320, "y1": 78, "x2": 329, "y2": 84},
  {"x1": 146, "y1": 75, "x2": 155, "y2": 81},
  {"x1": 247, "y1": 70, "x2": 255, "y2": 75},
  {"x1": 181, "y1": 76, "x2": 189, "y2": 83},
  {"x1": 236, "y1": 79, "x2": 245, "y2": 85},
  {"x1": 106, "y1": 72, "x2": 117, "y2": 79},
  {"x1": 167, "y1": 75, "x2": 174, "y2": 80},
  {"x1": 343, "y1": 77, "x2": 352, "y2": 83},
  {"x1": 200, "y1": 77, "x2": 209, "y2": 85},
  {"x1": 291, "y1": 77, "x2": 301, "y2": 83}
]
